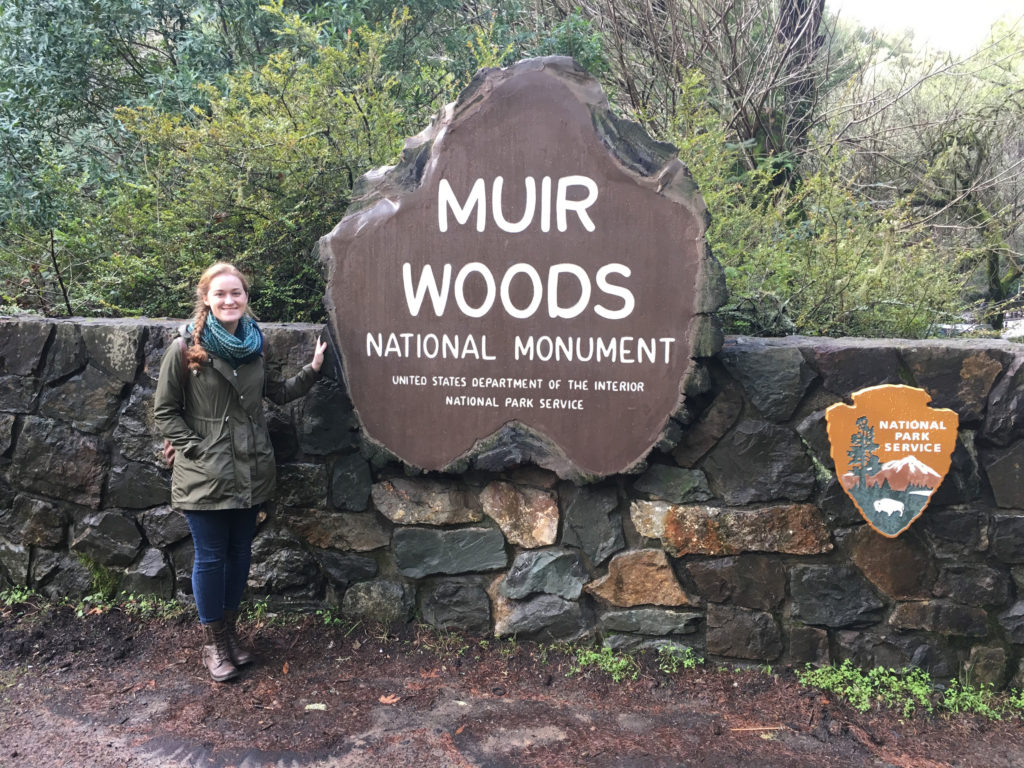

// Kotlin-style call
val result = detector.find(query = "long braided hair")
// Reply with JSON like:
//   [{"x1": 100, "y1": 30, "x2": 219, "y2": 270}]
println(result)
[{"x1": 186, "y1": 263, "x2": 253, "y2": 372}]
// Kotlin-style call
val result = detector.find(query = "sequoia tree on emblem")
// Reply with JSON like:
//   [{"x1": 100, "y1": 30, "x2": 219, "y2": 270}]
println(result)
[{"x1": 825, "y1": 385, "x2": 959, "y2": 537}]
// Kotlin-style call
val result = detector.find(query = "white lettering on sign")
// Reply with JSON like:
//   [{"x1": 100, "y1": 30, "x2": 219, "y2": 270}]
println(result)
[
  {"x1": 883, "y1": 443, "x2": 943, "y2": 453},
  {"x1": 366, "y1": 332, "x2": 496, "y2": 360},
  {"x1": 438, "y1": 176, "x2": 599, "y2": 233},
  {"x1": 514, "y1": 335, "x2": 675, "y2": 364},
  {"x1": 445, "y1": 395, "x2": 498, "y2": 407},
  {"x1": 879, "y1": 420, "x2": 947, "y2": 430},
  {"x1": 402, "y1": 262, "x2": 635, "y2": 320}
]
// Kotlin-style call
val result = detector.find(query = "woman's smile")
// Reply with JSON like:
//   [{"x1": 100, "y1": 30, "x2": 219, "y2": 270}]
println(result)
[{"x1": 204, "y1": 274, "x2": 248, "y2": 333}]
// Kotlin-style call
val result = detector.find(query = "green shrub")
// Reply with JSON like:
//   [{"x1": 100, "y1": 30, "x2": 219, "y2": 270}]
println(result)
[
  {"x1": 797, "y1": 660, "x2": 934, "y2": 717},
  {"x1": 567, "y1": 644, "x2": 641, "y2": 683}
]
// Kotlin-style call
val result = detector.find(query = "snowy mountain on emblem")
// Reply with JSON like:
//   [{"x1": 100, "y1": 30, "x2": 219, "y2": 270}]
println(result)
[
  {"x1": 874, "y1": 455, "x2": 942, "y2": 491},
  {"x1": 842, "y1": 455, "x2": 942, "y2": 492}
]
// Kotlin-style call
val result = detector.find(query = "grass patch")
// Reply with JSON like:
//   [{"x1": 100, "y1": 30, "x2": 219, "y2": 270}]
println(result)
[
  {"x1": 797, "y1": 659, "x2": 1024, "y2": 720},
  {"x1": 567, "y1": 644, "x2": 641, "y2": 683},
  {"x1": 117, "y1": 592, "x2": 188, "y2": 621},
  {"x1": 416, "y1": 624, "x2": 471, "y2": 657},
  {"x1": 656, "y1": 645, "x2": 704, "y2": 674},
  {"x1": 74, "y1": 554, "x2": 120, "y2": 601},
  {"x1": 942, "y1": 680, "x2": 1003, "y2": 720},
  {"x1": 0, "y1": 585, "x2": 38, "y2": 607}
]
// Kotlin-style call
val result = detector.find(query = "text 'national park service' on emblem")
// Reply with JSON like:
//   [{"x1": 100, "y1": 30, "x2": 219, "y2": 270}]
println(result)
[{"x1": 825, "y1": 385, "x2": 959, "y2": 538}]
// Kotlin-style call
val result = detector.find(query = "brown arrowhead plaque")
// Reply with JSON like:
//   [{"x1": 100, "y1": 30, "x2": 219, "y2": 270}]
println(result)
[
  {"x1": 319, "y1": 57, "x2": 724, "y2": 479},
  {"x1": 825, "y1": 385, "x2": 959, "y2": 537}
]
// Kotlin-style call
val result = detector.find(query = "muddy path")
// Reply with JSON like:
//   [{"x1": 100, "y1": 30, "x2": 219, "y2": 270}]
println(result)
[{"x1": 1, "y1": 602, "x2": 1022, "y2": 767}]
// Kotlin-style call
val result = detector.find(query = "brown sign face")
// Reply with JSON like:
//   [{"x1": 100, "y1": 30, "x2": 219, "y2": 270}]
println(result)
[
  {"x1": 320, "y1": 58, "x2": 718, "y2": 477},
  {"x1": 826, "y1": 385, "x2": 959, "y2": 537}
]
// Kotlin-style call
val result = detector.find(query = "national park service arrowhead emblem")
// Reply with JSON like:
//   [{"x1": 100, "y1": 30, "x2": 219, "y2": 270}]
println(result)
[{"x1": 825, "y1": 385, "x2": 959, "y2": 538}]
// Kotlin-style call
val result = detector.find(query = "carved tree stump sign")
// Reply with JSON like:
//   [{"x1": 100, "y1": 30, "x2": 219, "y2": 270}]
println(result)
[
  {"x1": 319, "y1": 57, "x2": 724, "y2": 479},
  {"x1": 826, "y1": 385, "x2": 959, "y2": 537}
]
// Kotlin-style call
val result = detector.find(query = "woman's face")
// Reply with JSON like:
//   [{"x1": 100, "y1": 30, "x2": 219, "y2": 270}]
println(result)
[{"x1": 203, "y1": 273, "x2": 248, "y2": 333}]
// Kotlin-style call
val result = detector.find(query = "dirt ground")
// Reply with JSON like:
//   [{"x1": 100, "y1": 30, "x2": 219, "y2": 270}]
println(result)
[{"x1": 2, "y1": 600, "x2": 1023, "y2": 768}]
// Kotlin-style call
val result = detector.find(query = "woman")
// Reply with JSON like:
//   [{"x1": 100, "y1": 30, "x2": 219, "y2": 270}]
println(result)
[{"x1": 154, "y1": 262, "x2": 327, "y2": 682}]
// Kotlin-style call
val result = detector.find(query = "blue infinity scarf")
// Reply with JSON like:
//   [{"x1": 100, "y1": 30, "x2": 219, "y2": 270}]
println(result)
[{"x1": 192, "y1": 314, "x2": 263, "y2": 368}]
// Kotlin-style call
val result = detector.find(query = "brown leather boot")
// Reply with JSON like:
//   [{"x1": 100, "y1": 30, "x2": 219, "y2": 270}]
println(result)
[
  {"x1": 223, "y1": 609, "x2": 255, "y2": 666},
  {"x1": 202, "y1": 621, "x2": 239, "y2": 682}
]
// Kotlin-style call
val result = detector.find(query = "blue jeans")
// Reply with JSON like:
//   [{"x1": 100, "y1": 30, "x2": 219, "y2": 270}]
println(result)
[{"x1": 185, "y1": 507, "x2": 259, "y2": 624}]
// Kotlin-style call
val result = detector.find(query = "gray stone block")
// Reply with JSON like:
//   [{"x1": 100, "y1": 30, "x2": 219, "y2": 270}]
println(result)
[
  {"x1": 316, "y1": 550, "x2": 378, "y2": 589},
  {"x1": 31, "y1": 550, "x2": 93, "y2": 599},
  {"x1": 500, "y1": 548, "x2": 589, "y2": 600},
  {"x1": 40, "y1": 322, "x2": 86, "y2": 383},
  {"x1": 598, "y1": 608, "x2": 701, "y2": 636},
  {"x1": 80, "y1": 322, "x2": 144, "y2": 384},
  {"x1": 8, "y1": 495, "x2": 67, "y2": 548},
  {"x1": 703, "y1": 419, "x2": 815, "y2": 504},
  {"x1": 249, "y1": 526, "x2": 322, "y2": 597},
  {"x1": 493, "y1": 593, "x2": 591, "y2": 642},
  {"x1": 342, "y1": 579, "x2": 414, "y2": 624},
  {"x1": 0, "y1": 539, "x2": 29, "y2": 585},
  {"x1": 331, "y1": 453, "x2": 372, "y2": 511},
  {"x1": 790, "y1": 564, "x2": 885, "y2": 628},
  {"x1": 964, "y1": 645, "x2": 1007, "y2": 688},
  {"x1": 420, "y1": 579, "x2": 491, "y2": 635},
  {"x1": 11, "y1": 417, "x2": 109, "y2": 508},
  {"x1": 138, "y1": 506, "x2": 191, "y2": 549},
  {"x1": 903, "y1": 345, "x2": 1006, "y2": 424},
  {"x1": 805, "y1": 339, "x2": 903, "y2": 398},
  {"x1": 890, "y1": 600, "x2": 988, "y2": 637},
  {"x1": 933, "y1": 564, "x2": 1011, "y2": 607},
  {"x1": 633, "y1": 465, "x2": 712, "y2": 504},
  {"x1": 120, "y1": 548, "x2": 173, "y2": 598},
  {"x1": 983, "y1": 353, "x2": 1024, "y2": 445},
  {"x1": 990, "y1": 513, "x2": 1024, "y2": 563},
  {"x1": 706, "y1": 604, "x2": 782, "y2": 660},
  {"x1": 687, "y1": 556, "x2": 785, "y2": 610},
  {"x1": 372, "y1": 477, "x2": 481, "y2": 525},
  {"x1": 998, "y1": 600, "x2": 1024, "y2": 643},
  {"x1": 106, "y1": 459, "x2": 170, "y2": 509},
  {"x1": 276, "y1": 463, "x2": 328, "y2": 508},
  {"x1": 0, "y1": 318, "x2": 52, "y2": 376},
  {"x1": 294, "y1": 380, "x2": 359, "y2": 456},
  {"x1": 71, "y1": 511, "x2": 143, "y2": 567},
  {"x1": 559, "y1": 482, "x2": 623, "y2": 566},
  {"x1": 111, "y1": 383, "x2": 163, "y2": 467},
  {"x1": 719, "y1": 338, "x2": 816, "y2": 422},
  {"x1": 984, "y1": 442, "x2": 1024, "y2": 509},
  {"x1": 393, "y1": 526, "x2": 507, "y2": 578},
  {"x1": 38, "y1": 364, "x2": 127, "y2": 434}
]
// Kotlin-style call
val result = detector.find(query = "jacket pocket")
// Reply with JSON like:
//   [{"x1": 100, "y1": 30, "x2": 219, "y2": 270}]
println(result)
[
  {"x1": 251, "y1": 420, "x2": 277, "y2": 499},
  {"x1": 172, "y1": 425, "x2": 234, "y2": 503}
]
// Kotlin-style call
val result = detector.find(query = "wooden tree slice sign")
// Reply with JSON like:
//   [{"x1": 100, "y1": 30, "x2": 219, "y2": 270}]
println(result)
[
  {"x1": 319, "y1": 57, "x2": 724, "y2": 479},
  {"x1": 826, "y1": 385, "x2": 959, "y2": 537}
]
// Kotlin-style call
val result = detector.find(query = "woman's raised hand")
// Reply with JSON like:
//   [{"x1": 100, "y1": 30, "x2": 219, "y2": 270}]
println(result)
[{"x1": 311, "y1": 336, "x2": 328, "y2": 372}]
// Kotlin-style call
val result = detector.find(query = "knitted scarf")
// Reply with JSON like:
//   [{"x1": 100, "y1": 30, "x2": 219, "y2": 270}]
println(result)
[{"x1": 193, "y1": 314, "x2": 263, "y2": 368}]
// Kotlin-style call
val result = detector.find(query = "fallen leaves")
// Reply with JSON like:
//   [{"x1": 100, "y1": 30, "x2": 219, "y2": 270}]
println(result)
[{"x1": 379, "y1": 693, "x2": 400, "y2": 705}]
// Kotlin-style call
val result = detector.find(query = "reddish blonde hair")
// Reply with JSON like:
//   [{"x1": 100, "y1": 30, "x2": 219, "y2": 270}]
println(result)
[{"x1": 187, "y1": 262, "x2": 252, "y2": 371}]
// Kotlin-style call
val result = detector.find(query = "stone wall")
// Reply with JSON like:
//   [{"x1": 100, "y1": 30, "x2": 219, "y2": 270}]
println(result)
[{"x1": 1, "y1": 317, "x2": 1022, "y2": 686}]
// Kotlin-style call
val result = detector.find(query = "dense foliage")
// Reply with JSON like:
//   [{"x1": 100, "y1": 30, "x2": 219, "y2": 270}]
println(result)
[{"x1": 1, "y1": 0, "x2": 1020, "y2": 335}]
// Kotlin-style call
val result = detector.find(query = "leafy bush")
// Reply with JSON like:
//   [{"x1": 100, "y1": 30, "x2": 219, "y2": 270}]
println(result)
[
  {"x1": 100, "y1": 7, "x2": 448, "y2": 321},
  {"x1": 664, "y1": 73, "x2": 964, "y2": 338}
]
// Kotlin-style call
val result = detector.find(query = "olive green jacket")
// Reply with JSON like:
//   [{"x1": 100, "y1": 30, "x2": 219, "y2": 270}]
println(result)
[{"x1": 153, "y1": 329, "x2": 320, "y2": 511}]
